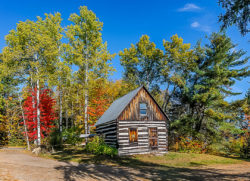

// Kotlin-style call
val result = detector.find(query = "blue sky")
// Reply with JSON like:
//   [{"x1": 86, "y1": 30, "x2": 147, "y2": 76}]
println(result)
[{"x1": 0, "y1": 0, "x2": 249, "y2": 101}]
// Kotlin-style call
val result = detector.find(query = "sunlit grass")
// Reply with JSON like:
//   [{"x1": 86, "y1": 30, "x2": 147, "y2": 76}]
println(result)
[
  {"x1": 134, "y1": 152, "x2": 244, "y2": 167},
  {"x1": 40, "y1": 146, "x2": 249, "y2": 168}
]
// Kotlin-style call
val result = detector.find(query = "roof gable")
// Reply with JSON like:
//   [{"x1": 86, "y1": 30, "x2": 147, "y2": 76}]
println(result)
[
  {"x1": 95, "y1": 86, "x2": 142, "y2": 126},
  {"x1": 95, "y1": 86, "x2": 169, "y2": 126}
]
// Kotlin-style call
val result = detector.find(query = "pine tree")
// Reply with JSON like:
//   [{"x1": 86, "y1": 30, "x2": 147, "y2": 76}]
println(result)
[{"x1": 167, "y1": 33, "x2": 249, "y2": 143}]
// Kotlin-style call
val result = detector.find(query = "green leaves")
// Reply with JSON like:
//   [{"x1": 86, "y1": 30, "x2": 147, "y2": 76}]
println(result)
[
  {"x1": 66, "y1": 6, "x2": 114, "y2": 78},
  {"x1": 2, "y1": 13, "x2": 63, "y2": 87},
  {"x1": 119, "y1": 35, "x2": 163, "y2": 89},
  {"x1": 119, "y1": 32, "x2": 249, "y2": 145}
]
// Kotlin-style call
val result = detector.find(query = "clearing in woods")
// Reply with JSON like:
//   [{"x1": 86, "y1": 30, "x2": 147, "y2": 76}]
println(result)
[{"x1": 0, "y1": 149, "x2": 249, "y2": 181}]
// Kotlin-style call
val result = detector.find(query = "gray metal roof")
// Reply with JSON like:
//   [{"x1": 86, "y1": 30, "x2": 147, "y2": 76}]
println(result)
[{"x1": 95, "y1": 86, "x2": 143, "y2": 126}]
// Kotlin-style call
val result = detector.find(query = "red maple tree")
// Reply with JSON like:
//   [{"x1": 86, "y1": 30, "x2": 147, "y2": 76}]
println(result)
[{"x1": 23, "y1": 88, "x2": 56, "y2": 141}]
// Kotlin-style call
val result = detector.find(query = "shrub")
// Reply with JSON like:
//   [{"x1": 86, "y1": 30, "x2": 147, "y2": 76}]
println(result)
[
  {"x1": 7, "y1": 135, "x2": 26, "y2": 146},
  {"x1": 173, "y1": 137, "x2": 206, "y2": 153},
  {"x1": 62, "y1": 127, "x2": 83, "y2": 146},
  {"x1": 85, "y1": 136, "x2": 118, "y2": 157},
  {"x1": 49, "y1": 128, "x2": 62, "y2": 147},
  {"x1": 208, "y1": 136, "x2": 248, "y2": 157}
]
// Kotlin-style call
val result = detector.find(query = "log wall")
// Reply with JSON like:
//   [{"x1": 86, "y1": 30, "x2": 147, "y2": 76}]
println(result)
[
  {"x1": 96, "y1": 120, "x2": 117, "y2": 147},
  {"x1": 117, "y1": 120, "x2": 167, "y2": 155}
]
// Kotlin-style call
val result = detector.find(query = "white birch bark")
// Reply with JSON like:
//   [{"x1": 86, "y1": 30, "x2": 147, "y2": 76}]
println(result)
[
  {"x1": 18, "y1": 94, "x2": 30, "y2": 150},
  {"x1": 84, "y1": 62, "x2": 88, "y2": 136},
  {"x1": 59, "y1": 86, "x2": 63, "y2": 132},
  {"x1": 36, "y1": 78, "x2": 41, "y2": 146}
]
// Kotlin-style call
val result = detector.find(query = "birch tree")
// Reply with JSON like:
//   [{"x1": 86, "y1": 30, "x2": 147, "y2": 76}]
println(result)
[
  {"x1": 2, "y1": 13, "x2": 63, "y2": 146},
  {"x1": 66, "y1": 6, "x2": 114, "y2": 135}
]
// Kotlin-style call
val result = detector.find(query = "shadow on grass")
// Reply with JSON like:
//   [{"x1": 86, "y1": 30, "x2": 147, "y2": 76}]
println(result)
[
  {"x1": 210, "y1": 152, "x2": 250, "y2": 162},
  {"x1": 222, "y1": 155, "x2": 250, "y2": 162},
  {"x1": 52, "y1": 148, "x2": 250, "y2": 181}
]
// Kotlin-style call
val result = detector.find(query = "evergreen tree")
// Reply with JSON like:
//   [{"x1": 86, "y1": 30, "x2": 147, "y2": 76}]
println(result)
[
  {"x1": 168, "y1": 33, "x2": 249, "y2": 143},
  {"x1": 219, "y1": 0, "x2": 250, "y2": 36}
]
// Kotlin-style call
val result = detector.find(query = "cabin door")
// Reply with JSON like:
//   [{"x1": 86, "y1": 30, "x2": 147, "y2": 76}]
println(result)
[{"x1": 149, "y1": 128, "x2": 158, "y2": 150}]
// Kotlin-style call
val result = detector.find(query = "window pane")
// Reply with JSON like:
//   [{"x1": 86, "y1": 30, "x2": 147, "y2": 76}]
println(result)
[
  {"x1": 140, "y1": 103, "x2": 147, "y2": 109},
  {"x1": 140, "y1": 109, "x2": 147, "y2": 115},
  {"x1": 140, "y1": 103, "x2": 147, "y2": 116}
]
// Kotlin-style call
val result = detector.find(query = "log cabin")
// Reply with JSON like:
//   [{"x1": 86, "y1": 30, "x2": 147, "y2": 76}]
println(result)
[{"x1": 95, "y1": 86, "x2": 169, "y2": 156}]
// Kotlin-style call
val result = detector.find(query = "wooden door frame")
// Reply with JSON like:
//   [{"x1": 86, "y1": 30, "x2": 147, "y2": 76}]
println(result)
[{"x1": 148, "y1": 127, "x2": 158, "y2": 150}]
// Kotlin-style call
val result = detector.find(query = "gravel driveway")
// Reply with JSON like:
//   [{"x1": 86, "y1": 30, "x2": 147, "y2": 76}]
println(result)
[{"x1": 0, "y1": 149, "x2": 249, "y2": 181}]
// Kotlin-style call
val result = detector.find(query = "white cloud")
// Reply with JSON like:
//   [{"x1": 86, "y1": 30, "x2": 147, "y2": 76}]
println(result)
[
  {"x1": 178, "y1": 3, "x2": 201, "y2": 12},
  {"x1": 190, "y1": 21, "x2": 211, "y2": 33},
  {"x1": 191, "y1": 21, "x2": 200, "y2": 28}
]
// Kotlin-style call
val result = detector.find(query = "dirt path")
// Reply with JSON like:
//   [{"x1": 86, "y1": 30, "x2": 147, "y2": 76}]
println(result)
[{"x1": 0, "y1": 150, "x2": 249, "y2": 181}]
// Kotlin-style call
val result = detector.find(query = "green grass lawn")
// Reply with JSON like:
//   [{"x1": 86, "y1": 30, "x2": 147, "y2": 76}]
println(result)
[{"x1": 40, "y1": 146, "x2": 249, "y2": 168}]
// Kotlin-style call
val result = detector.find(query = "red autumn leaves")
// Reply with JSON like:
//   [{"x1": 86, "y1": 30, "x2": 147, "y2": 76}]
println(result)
[{"x1": 23, "y1": 88, "x2": 56, "y2": 141}]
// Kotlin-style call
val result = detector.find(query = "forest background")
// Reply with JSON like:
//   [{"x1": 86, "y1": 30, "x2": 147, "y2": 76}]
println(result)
[{"x1": 0, "y1": 0, "x2": 249, "y2": 157}]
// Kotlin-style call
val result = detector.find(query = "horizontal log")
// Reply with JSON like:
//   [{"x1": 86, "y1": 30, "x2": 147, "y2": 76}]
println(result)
[
  {"x1": 104, "y1": 130, "x2": 117, "y2": 135},
  {"x1": 158, "y1": 133, "x2": 167, "y2": 136},
  {"x1": 118, "y1": 140, "x2": 129, "y2": 143},
  {"x1": 118, "y1": 124, "x2": 166, "y2": 128},
  {"x1": 118, "y1": 128, "x2": 128, "y2": 131},
  {"x1": 119, "y1": 145, "x2": 149, "y2": 149},
  {"x1": 157, "y1": 136, "x2": 167, "y2": 138},
  {"x1": 119, "y1": 150, "x2": 150, "y2": 155},
  {"x1": 119, "y1": 151, "x2": 150, "y2": 156},
  {"x1": 119, "y1": 148, "x2": 150, "y2": 152},
  {"x1": 96, "y1": 126, "x2": 116, "y2": 132},
  {"x1": 105, "y1": 142, "x2": 117, "y2": 145},
  {"x1": 119, "y1": 121, "x2": 166, "y2": 123},
  {"x1": 118, "y1": 133, "x2": 129, "y2": 136},
  {"x1": 104, "y1": 138, "x2": 117, "y2": 141},
  {"x1": 106, "y1": 135, "x2": 117, "y2": 138},
  {"x1": 158, "y1": 129, "x2": 167, "y2": 132},
  {"x1": 118, "y1": 129, "x2": 129, "y2": 133},
  {"x1": 96, "y1": 120, "x2": 116, "y2": 127},
  {"x1": 96, "y1": 123, "x2": 116, "y2": 130}
]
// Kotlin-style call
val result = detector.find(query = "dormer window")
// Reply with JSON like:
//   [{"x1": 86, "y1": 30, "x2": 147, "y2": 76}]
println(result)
[{"x1": 140, "y1": 103, "x2": 147, "y2": 116}]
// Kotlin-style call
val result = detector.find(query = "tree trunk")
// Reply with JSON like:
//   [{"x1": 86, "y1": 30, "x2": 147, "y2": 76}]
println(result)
[
  {"x1": 31, "y1": 85, "x2": 37, "y2": 145},
  {"x1": 18, "y1": 95, "x2": 30, "y2": 150},
  {"x1": 71, "y1": 100, "x2": 74, "y2": 127},
  {"x1": 36, "y1": 79, "x2": 41, "y2": 146},
  {"x1": 84, "y1": 62, "x2": 89, "y2": 137},
  {"x1": 59, "y1": 86, "x2": 63, "y2": 132},
  {"x1": 77, "y1": 88, "x2": 81, "y2": 125},
  {"x1": 66, "y1": 109, "x2": 68, "y2": 130}
]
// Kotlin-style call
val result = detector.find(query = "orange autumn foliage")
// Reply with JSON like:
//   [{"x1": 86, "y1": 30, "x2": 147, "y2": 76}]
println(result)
[{"x1": 87, "y1": 79, "x2": 136, "y2": 126}]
